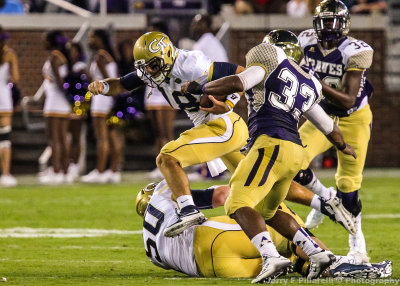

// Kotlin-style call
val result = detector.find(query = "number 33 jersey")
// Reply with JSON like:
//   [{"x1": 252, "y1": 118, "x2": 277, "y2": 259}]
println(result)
[
  {"x1": 298, "y1": 29, "x2": 374, "y2": 117},
  {"x1": 142, "y1": 180, "x2": 199, "y2": 276},
  {"x1": 245, "y1": 44, "x2": 322, "y2": 146}
]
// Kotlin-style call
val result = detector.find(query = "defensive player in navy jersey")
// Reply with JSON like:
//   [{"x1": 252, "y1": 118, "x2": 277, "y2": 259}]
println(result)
[
  {"x1": 296, "y1": 0, "x2": 373, "y2": 264},
  {"x1": 88, "y1": 32, "x2": 249, "y2": 238},
  {"x1": 184, "y1": 30, "x2": 356, "y2": 283}
]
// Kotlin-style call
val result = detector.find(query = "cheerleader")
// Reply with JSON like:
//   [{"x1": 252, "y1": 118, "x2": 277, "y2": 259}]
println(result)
[
  {"x1": 39, "y1": 30, "x2": 71, "y2": 184},
  {"x1": 0, "y1": 27, "x2": 19, "y2": 187},
  {"x1": 81, "y1": 29, "x2": 122, "y2": 184}
]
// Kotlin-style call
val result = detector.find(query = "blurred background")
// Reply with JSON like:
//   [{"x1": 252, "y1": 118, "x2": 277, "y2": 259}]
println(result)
[{"x1": 0, "y1": 0, "x2": 398, "y2": 180}]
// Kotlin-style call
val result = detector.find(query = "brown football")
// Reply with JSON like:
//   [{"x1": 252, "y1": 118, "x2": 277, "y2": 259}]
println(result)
[{"x1": 199, "y1": 94, "x2": 227, "y2": 108}]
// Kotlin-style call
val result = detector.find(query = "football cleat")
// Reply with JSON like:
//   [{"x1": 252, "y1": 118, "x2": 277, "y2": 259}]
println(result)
[
  {"x1": 320, "y1": 189, "x2": 356, "y2": 234},
  {"x1": 330, "y1": 259, "x2": 392, "y2": 278},
  {"x1": 251, "y1": 256, "x2": 293, "y2": 284},
  {"x1": 305, "y1": 209, "x2": 325, "y2": 229},
  {"x1": 163, "y1": 205, "x2": 206, "y2": 237},
  {"x1": 347, "y1": 250, "x2": 370, "y2": 264},
  {"x1": 308, "y1": 250, "x2": 336, "y2": 279}
]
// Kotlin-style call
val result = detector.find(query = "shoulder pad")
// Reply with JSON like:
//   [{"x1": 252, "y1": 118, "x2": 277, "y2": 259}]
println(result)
[
  {"x1": 341, "y1": 37, "x2": 373, "y2": 58},
  {"x1": 298, "y1": 29, "x2": 317, "y2": 50}
]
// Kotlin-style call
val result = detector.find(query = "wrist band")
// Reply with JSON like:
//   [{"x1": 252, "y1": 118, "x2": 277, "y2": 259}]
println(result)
[
  {"x1": 224, "y1": 93, "x2": 240, "y2": 110},
  {"x1": 100, "y1": 80, "x2": 110, "y2": 94},
  {"x1": 224, "y1": 101, "x2": 233, "y2": 111},
  {"x1": 337, "y1": 142, "x2": 347, "y2": 151}
]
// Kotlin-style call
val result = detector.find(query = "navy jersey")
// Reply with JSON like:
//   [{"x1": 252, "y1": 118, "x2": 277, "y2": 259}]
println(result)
[
  {"x1": 299, "y1": 29, "x2": 374, "y2": 117},
  {"x1": 245, "y1": 44, "x2": 322, "y2": 146}
]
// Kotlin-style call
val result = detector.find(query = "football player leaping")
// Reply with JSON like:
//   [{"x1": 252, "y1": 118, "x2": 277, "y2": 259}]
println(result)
[
  {"x1": 88, "y1": 32, "x2": 249, "y2": 238},
  {"x1": 136, "y1": 181, "x2": 392, "y2": 281},
  {"x1": 295, "y1": 0, "x2": 374, "y2": 264}
]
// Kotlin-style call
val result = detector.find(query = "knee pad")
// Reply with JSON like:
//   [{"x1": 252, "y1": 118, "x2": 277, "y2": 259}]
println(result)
[
  {"x1": 293, "y1": 168, "x2": 314, "y2": 186},
  {"x1": 0, "y1": 126, "x2": 11, "y2": 148},
  {"x1": 337, "y1": 189, "x2": 362, "y2": 216}
]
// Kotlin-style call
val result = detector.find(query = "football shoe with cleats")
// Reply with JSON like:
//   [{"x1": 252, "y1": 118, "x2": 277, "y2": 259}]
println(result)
[
  {"x1": 308, "y1": 250, "x2": 336, "y2": 279},
  {"x1": 329, "y1": 257, "x2": 392, "y2": 278},
  {"x1": 163, "y1": 205, "x2": 207, "y2": 237},
  {"x1": 251, "y1": 256, "x2": 293, "y2": 284}
]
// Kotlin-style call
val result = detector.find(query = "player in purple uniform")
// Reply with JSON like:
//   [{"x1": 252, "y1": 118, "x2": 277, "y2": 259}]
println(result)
[
  {"x1": 184, "y1": 30, "x2": 356, "y2": 283},
  {"x1": 296, "y1": 0, "x2": 374, "y2": 264}
]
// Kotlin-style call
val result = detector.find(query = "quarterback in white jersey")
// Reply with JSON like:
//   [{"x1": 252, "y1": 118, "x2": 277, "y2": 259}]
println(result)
[
  {"x1": 136, "y1": 181, "x2": 392, "y2": 280},
  {"x1": 88, "y1": 31, "x2": 248, "y2": 239}
]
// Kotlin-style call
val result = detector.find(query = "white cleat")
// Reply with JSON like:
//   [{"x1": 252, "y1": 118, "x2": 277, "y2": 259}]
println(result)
[
  {"x1": 251, "y1": 256, "x2": 293, "y2": 284},
  {"x1": 347, "y1": 250, "x2": 370, "y2": 264},
  {"x1": 0, "y1": 174, "x2": 17, "y2": 187},
  {"x1": 305, "y1": 209, "x2": 325, "y2": 229},
  {"x1": 322, "y1": 191, "x2": 357, "y2": 235},
  {"x1": 163, "y1": 205, "x2": 207, "y2": 237},
  {"x1": 308, "y1": 250, "x2": 336, "y2": 279}
]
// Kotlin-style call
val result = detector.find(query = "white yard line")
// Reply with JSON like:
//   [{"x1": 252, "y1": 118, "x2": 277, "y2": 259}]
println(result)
[
  {"x1": 363, "y1": 213, "x2": 400, "y2": 219},
  {"x1": 0, "y1": 227, "x2": 142, "y2": 238},
  {"x1": 0, "y1": 214, "x2": 399, "y2": 238}
]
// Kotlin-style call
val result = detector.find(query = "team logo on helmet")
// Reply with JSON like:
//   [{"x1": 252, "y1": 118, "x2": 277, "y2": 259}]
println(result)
[{"x1": 148, "y1": 37, "x2": 168, "y2": 53}]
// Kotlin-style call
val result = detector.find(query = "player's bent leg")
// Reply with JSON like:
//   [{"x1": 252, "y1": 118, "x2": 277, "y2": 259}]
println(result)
[{"x1": 157, "y1": 153, "x2": 207, "y2": 237}]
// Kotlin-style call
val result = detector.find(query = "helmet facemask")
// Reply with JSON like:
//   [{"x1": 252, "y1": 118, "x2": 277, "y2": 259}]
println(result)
[
  {"x1": 313, "y1": 15, "x2": 348, "y2": 44},
  {"x1": 135, "y1": 56, "x2": 172, "y2": 88},
  {"x1": 133, "y1": 32, "x2": 176, "y2": 88}
]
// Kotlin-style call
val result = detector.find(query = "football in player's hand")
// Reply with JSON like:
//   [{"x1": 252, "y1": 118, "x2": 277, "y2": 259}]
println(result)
[{"x1": 199, "y1": 94, "x2": 227, "y2": 108}]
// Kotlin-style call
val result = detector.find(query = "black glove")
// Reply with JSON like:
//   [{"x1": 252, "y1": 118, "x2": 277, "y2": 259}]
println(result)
[{"x1": 187, "y1": 81, "x2": 204, "y2": 95}]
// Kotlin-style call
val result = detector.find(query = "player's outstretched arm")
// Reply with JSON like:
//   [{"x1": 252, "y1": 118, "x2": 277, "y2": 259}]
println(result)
[
  {"x1": 304, "y1": 104, "x2": 356, "y2": 158},
  {"x1": 326, "y1": 124, "x2": 356, "y2": 158},
  {"x1": 88, "y1": 78, "x2": 126, "y2": 96}
]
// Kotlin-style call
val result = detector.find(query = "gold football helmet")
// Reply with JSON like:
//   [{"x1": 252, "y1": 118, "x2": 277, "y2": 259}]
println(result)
[
  {"x1": 263, "y1": 29, "x2": 303, "y2": 64},
  {"x1": 313, "y1": 0, "x2": 350, "y2": 43},
  {"x1": 133, "y1": 32, "x2": 177, "y2": 87},
  {"x1": 135, "y1": 182, "x2": 158, "y2": 217}
]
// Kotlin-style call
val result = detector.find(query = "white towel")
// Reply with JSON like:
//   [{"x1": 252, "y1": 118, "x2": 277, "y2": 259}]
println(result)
[{"x1": 206, "y1": 158, "x2": 227, "y2": 177}]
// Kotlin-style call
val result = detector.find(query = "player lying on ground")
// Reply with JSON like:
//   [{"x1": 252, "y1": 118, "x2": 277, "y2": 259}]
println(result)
[{"x1": 136, "y1": 181, "x2": 392, "y2": 279}]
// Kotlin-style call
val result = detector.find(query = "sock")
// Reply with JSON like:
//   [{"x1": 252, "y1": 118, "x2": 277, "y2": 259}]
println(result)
[
  {"x1": 310, "y1": 195, "x2": 321, "y2": 211},
  {"x1": 349, "y1": 213, "x2": 367, "y2": 253},
  {"x1": 251, "y1": 231, "x2": 280, "y2": 258},
  {"x1": 336, "y1": 190, "x2": 362, "y2": 216},
  {"x1": 305, "y1": 172, "x2": 331, "y2": 200},
  {"x1": 177, "y1": 195, "x2": 195, "y2": 209},
  {"x1": 293, "y1": 227, "x2": 323, "y2": 257}
]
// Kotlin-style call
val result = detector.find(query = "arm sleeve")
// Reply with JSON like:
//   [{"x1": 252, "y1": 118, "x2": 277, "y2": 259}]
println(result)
[
  {"x1": 303, "y1": 104, "x2": 334, "y2": 135},
  {"x1": 210, "y1": 62, "x2": 238, "y2": 81},
  {"x1": 236, "y1": 65, "x2": 266, "y2": 91},
  {"x1": 119, "y1": 71, "x2": 145, "y2": 91},
  {"x1": 191, "y1": 187, "x2": 215, "y2": 210}
]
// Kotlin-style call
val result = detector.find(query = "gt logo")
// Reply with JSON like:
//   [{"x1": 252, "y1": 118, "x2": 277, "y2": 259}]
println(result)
[{"x1": 149, "y1": 37, "x2": 168, "y2": 53}]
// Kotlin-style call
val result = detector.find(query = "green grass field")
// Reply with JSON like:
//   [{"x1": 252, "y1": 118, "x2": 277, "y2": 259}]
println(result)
[{"x1": 0, "y1": 171, "x2": 399, "y2": 285}]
